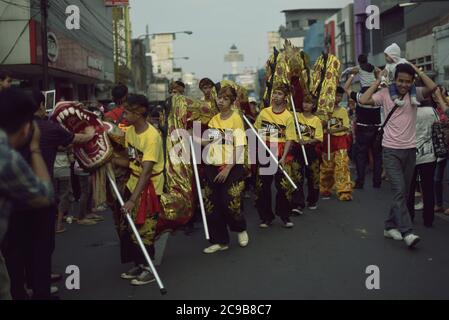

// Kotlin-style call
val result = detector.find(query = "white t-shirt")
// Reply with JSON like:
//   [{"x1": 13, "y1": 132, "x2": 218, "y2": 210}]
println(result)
[{"x1": 416, "y1": 106, "x2": 438, "y2": 165}]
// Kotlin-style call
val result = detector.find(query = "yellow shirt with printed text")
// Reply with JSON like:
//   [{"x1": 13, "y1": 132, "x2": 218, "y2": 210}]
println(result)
[
  {"x1": 329, "y1": 107, "x2": 350, "y2": 137},
  {"x1": 297, "y1": 113, "x2": 324, "y2": 142},
  {"x1": 125, "y1": 124, "x2": 165, "y2": 195},
  {"x1": 254, "y1": 107, "x2": 297, "y2": 143},
  {"x1": 206, "y1": 111, "x2": 247, "y2": 166}
]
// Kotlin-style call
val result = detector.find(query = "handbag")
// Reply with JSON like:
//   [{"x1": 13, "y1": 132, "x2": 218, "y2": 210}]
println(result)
[{"x1": 373, "y1": 104, "x2": 400, "y2": 152}]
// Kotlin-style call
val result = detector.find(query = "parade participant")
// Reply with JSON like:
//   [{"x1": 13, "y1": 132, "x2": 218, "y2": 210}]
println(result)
[
  {"x1": 254, "y1": 83, "x2": 297, "y2": 228},
  {"x1": 0, "y1": 72, "x2": 12, "y2": 91},
  {"x1": 320, "y1": 87, "x2": 353, "y2": 201},
  {"x1": 111, "y1": 94, "x2": 164, "y2": 286},
  {"x1": 169, "y1": 81, "x2": 186, "y2": 96},
  {"x1": 104, "y1": 83, "x2": 129, "y2": 128},
  {"x1": 193, "y1": 86, "x2": 248, "y2": 254},
  {"x1": 199, "y1": 78, "x2": 216, "y2": 102},
  {"x1": 293, "y1": 95, "x2": 323, "y2": 213},
  {"x1": 360, "y1": 63, "x2": 439, "y2": 248}
]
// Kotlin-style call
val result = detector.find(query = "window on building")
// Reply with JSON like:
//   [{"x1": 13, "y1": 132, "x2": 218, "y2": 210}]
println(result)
[
  {"x1": 308, "y1": 19, "x2": 317, "y2": 26},
  {"x1": 445, "y1": 66, "x2": 449, "y2": 80},
  {"x1": 291, "y1": 20, "x2": 300, "y2": 29},
  {"x1": 413, "y1": 55, "x2": 433, "y2": 73}
]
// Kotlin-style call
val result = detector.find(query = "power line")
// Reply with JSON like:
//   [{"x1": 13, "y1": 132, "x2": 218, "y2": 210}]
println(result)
[
  {"x1": 48, "y1": 2, "x2": 113, "y2": 51},
  {"x1": 0, "y1": 11, "x2": 40, "y2": 64},
  {"x1": 0, "y1": 0, "x2": 32, "y2": 9},
  {"x1": 79, "y1": 0, "x2": 114, "y2": 37}
]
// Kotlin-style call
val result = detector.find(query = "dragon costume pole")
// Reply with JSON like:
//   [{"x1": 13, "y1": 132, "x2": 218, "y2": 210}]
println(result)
[
  {"x1": 107, "y1": 172, "x2": 167, "y2": 295},
  {"x1": 290, "y1": 95, "x2": 309, "y2": 166},
  {"x1": 189, "y1": 136, "x2": 210, "y2": 240},
  {"x1": 243, "y1": 114, "x2": 298, "y2": 190}
]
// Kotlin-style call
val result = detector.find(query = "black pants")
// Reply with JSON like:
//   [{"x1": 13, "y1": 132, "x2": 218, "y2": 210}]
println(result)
[
  {"x1": 293, "y1": 145, "x2": 320, "y2": 208},
  {"x1": 204, "y1": 165, "x2": 247, "y2": 245},
  {"x1": 434, "y1": 159, "x2": 447, "y2": 207},
  {"x1": 255, "y1": 144, "x2": 299, "y2": 222},
  {"x1": 354, "y1": 125, "x2": 382, "y2": 187},
  {"x1": 407, "y1": 161, "x2": 436, "y2": 226},
  {"x1": 2, "y1": 205, "x2": 56, "y2": 300}
]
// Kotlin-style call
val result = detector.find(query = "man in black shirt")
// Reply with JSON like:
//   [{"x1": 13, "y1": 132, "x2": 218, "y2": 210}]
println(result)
[
  {"x1": 2, "y1": 91, "x2": 94, "y2": 299},
  {"x1": 344, "y1": 74, "x2": 382, "y2": 189}
]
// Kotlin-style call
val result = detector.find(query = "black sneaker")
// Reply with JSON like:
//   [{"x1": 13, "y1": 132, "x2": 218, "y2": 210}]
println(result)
[
  {"x1": 120, "y1": 266, "x2": 142, "y2": 279},
  {"x1": 130, "y1": 270, "x2": 156, "y2": 286}
]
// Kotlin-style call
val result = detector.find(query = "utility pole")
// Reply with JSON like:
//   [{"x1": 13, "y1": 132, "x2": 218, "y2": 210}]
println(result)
[{"x1": 41, "y1": 0, "x2": 49, "y2": 90}]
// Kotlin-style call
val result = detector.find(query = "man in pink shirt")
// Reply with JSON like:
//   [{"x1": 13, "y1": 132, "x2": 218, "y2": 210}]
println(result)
[{"x1": 360, "y1": 63, "x2": 438, "y2": 249}]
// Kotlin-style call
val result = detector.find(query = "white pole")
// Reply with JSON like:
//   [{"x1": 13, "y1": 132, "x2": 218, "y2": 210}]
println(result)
[
  {"x1": 189, "y1": 136, "x2": 210, "y2": 240},
  {"x1": 290, "y1": 96, "x2": 309, "y2": 166},
  {"x1": 242, "y1": 114, "x2": 298, "y2": 190},
  {"x1": 107, "y1": 172, "x2": 167, "y2": 295}
]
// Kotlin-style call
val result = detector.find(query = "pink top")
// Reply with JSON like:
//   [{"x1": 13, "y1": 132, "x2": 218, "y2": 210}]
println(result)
[{"x1": 372, "y1": 87, "x2": 425, "y2": 149}]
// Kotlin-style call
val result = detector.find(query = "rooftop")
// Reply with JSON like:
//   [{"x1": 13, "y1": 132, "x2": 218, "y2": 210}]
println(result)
[{"x1": 281, "y1": 8, "x2": 341, "y2": 13}]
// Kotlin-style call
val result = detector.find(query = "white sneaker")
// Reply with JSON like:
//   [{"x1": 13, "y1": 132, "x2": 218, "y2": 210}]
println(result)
[
  {"x1": 414, "y1": 201, "x2": 424, "y2": 211},
  {"x1": 291, "y1": 208, "x2": 304, "y2": 216},
  {"x1": 404, "y1": 234, "x2": 420, "y2": 248},
  {"x1": 203, "y1": 244, "x2": 229, "y2": 254},
  {"x1": 384, "y1": 229, "x2": 403, "y2": 241},
  {"x1": 51, "y1": 286, "x2": 59, "y2": 294},
  {"x1": 238, "y1": 231, "x2": 249, "y2": 247},
  {"x1": 308, "y1": 205, "x2": 318, "y2": 210}
]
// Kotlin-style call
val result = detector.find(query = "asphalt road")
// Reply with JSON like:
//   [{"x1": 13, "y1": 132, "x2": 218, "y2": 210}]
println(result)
[{"x1": 52, "y1": 174, "x2": 449, "y2": 300}]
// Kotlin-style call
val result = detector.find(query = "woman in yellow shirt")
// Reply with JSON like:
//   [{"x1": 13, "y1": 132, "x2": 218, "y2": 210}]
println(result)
[
  {"x1": 293, "y1": 95, "x2": 323, "y2": 213},
  {"x1": 193, "y1": 86, "x2": 249, "y2": 254}
]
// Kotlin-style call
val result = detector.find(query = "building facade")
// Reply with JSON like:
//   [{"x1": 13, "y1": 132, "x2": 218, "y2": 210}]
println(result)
[
  {"x1": 0, "y1": 0, "x2": 115, "y2": 101},
  {"x1": 280, "y1": 8, "x2": 340, "y2": 51},
  {"x1": 353, "y1": 0, "x2": 449, "y2": 80},
  {"x1": 325, "y1": 4, "x2": 355, "y2": 70}
]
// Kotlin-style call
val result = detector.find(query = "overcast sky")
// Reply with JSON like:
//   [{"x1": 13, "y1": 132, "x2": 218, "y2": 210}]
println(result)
[{"x1": 130, "y1": 0, "x2": 353, "y2": 81}]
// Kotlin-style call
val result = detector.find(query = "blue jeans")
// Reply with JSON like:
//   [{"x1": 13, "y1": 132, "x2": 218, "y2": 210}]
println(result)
[{"x1": 389, "y1": 84, "x2": 417, "y2": 101}]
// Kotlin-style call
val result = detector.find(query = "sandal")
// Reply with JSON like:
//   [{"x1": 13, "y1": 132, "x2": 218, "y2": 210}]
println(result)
[
  {"x1": 85, "y1": 214, "x2": 105, "y2": 221},
  {"x1": 77, "y1": 219, "x2": 98, "y2": 226}
]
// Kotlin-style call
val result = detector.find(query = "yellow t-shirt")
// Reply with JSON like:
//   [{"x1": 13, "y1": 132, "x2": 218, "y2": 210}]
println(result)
[
  {"x1": 297, "y1": 113, "x2": 324, "y2": 142},
  {"x1": 125, "y1": 124, "x2": 165, "y2": 195},
  {"x1": 207, "y1": 111, "x2": 247, "y2": 166},
  {"x1": 254, "y1": 106, "x2": 297, "y2": 143},
  {"x1": 329, "y1": 107, "x2": 350, "y2": 137}
]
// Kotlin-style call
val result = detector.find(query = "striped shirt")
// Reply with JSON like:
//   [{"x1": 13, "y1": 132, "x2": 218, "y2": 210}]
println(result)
[{"x1": 0, "y1": 129, "x2": 54, "y2": 243}]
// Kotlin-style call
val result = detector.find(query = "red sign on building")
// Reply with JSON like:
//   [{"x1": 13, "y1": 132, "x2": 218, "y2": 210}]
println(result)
[
  {"x1": 104, "y1": 0, "x2": 129, "y2": 6},
  {"x1": 325, "y1": 21, "x2": 336, "y2": 55}
]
